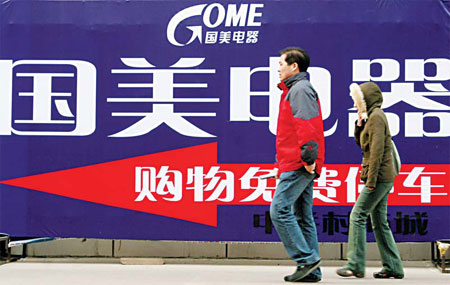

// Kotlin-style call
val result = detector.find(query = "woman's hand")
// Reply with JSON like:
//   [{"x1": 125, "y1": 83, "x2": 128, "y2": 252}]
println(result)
[
  {"x1": 357, "y1": 110, "x2": 364, "y2": 127},
  {"x1": 368, "y1": 186, "x2": 374, "y2": 191}
]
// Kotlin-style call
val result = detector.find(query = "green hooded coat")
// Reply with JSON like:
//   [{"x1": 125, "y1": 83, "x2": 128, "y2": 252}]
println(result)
[{"x1": 354, "y1": 82, "x2": 396, "y2": 188}]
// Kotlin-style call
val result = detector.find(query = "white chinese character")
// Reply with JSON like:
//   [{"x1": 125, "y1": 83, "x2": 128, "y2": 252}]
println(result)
[
  {"x1": 186, "y1": 166, "x2": 234, "y2": 202},
  {"x1": 0, "y1": 60, "x2": 96, "y2": 136},
  {"x1": 397, "y1": 167, "x2": 447, "y2": 203},
  {"x1": 350, "y1": 58, "x2": 450, "y2": 138},
  {"x1": 229, "y1": 57, "x2": 335, "y2": 135},
  {"x1": 135, "y1": 166, "x2": 182, "y2": 202},
  {"x1": 382, "y1": 83, "x2": 450, "y2": 137},
  {"x1": 205, "y1": 31, "x2": 218, "y2": 44},
  {"x1": 246, "y1": 31, "x2": 259, "y2": 43},
  {"x1": 109, "y1": 58, "x2": 218, "y2": 137},
  {"x1": 240, "y1": 167, "x2": 276, "y2": 202},
  {"x1": 353, "y1": 58, "x2": 450, "y2": 84},
  {"x1": 219, "y1": 31, "x2": 231, "y2": 44},
  {"x1": 382, "y1": 83, "x2": 450, "y2": 111},
  {"x1": 313, "y1": 167, "x2": 340, "y2": 203},
  {"x1": 345, "y1": 167, "x2": 367, "y2": 203},
  {"x1": 232, "y1": 31, "x2": 245, "y2": 44},
  {"x1": 349, "y1": 83, "x2": 450, "y2": 137}
]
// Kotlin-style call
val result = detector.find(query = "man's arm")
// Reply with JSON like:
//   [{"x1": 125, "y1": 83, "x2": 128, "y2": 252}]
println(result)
[{"x1": 288, "y1": 84, "x2": 321, "y2": 168}]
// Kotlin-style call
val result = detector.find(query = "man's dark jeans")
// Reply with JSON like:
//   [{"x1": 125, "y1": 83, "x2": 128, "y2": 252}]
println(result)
[{"x1": 270, "y1": 168, "x2": 321, "y2": 278}]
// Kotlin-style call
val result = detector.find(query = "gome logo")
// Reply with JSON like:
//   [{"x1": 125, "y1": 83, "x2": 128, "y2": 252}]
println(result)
[{"x1": 167, "y1": 3, "x2": 264, "y2": 46}]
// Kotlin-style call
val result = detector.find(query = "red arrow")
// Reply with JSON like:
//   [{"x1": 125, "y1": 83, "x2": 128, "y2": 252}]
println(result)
[
  {"x1": 0, "y1": 143, "x2": 275, "y2": 227},
  {"x1": 5, "y1": 143, "x2": 445, "y2": 226}
]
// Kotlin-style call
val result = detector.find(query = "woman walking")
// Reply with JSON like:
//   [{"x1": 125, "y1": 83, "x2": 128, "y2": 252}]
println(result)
[{"x1": 336, "y1": 82, "x2": 404, "y2": 279}]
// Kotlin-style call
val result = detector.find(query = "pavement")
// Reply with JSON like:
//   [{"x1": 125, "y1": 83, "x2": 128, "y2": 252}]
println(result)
[{"x1": 0, "y1": 259, "x2": 449, "y2": 284}]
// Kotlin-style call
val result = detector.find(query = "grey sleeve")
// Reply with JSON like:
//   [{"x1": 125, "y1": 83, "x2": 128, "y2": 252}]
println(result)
[{"x1": 287, "y1": 83, "x2": 319, "y2": 120}]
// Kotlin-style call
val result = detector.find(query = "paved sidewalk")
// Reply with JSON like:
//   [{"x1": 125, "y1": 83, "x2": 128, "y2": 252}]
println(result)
[{"x1": 0, "y1": 260, "x2": 449, "y2": 284}]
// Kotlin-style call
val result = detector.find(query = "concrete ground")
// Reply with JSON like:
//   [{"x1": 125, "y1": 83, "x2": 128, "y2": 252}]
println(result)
[{"x1": 0, "y1": 259, "x2": 449, "y2": 284}]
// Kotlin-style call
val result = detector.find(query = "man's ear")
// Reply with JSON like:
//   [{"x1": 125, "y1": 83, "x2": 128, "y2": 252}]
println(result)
[{"x1": 291, "y1": 62, "x2": 299, "y2": 72}]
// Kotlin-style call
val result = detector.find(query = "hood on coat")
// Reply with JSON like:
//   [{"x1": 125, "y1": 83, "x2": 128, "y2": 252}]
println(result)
[
  {"x1": 349, "y1": 83, "x2": 368, "y2": 120},
  {"x1": 360, "y1": 82, "x2": 383, "y2": 114},
  {"x1": 350, "y1": 82, "x2": 383, "y2": 116}
]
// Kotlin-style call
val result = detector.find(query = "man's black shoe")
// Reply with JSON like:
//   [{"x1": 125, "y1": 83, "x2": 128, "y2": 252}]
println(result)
[
  {"x1": 284, "y1": 259, "x2": 322, "y2": 282},
  {"x1": 298, "y1": 274, "x2": 321, "y2": 282}
]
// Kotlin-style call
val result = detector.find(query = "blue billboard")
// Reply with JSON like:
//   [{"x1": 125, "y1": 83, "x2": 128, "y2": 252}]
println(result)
[{"x1": 0, "y1": 0, "x2": 449, "y2": 242}]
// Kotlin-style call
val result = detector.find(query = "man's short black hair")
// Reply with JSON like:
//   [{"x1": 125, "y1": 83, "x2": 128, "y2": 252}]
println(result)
[{"x1": 280, "y1": 47, "x2": 310, "y2": 72}]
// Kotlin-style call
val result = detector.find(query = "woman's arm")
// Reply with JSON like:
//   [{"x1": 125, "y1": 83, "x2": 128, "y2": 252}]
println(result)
[{"x1": 366, "y1": 114, "x2": 386, "y2": 189}]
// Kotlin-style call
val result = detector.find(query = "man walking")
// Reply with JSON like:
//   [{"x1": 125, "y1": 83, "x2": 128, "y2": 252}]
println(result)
[{"x1": 270, "y1": 47, "x2": 325, "y2": 282}]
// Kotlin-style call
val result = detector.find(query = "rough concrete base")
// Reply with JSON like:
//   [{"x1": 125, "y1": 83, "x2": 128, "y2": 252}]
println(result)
[
  {"x1": 17, "y1": 257, "x2": 436, "y2": 270},
  {"x1": 24, "y1": 239, "x2": 112, "y2": 257},
  {"x1": 16, "y1": 239, "x2": 446, "y2": 262},
  {"x1": 114, "y1": 240, "x2": 225, "y2": 258},
  {"x1": 120, "y1": 258, "x2": 165, "y2": 265},
  {"x1": 342, "y1": 242, "x2": 432, "y2": 260}
]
